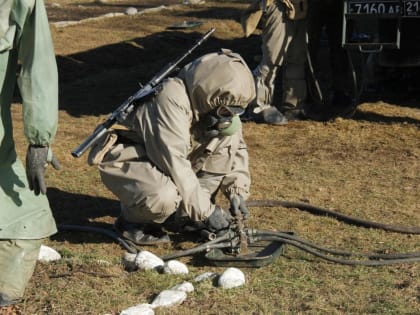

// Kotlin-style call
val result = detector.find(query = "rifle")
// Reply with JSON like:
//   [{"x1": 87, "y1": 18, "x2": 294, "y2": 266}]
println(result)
[{"x1": 71, "y1": 28, "x2": 216, "y2": 158}]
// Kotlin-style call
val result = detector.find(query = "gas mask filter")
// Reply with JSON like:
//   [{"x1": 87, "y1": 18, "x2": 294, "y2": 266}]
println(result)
[{"x1": 203, "y1": 105, "x2": 244, "y2": 138}]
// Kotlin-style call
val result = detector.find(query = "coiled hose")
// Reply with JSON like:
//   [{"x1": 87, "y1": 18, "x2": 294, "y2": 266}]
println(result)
[
  {"x1": 161, "y1": 229, "x2": 420, "y2": 266},
  {"x1": 57, "y1": 199, "x2": 420, "y2": 265},
  {"x1": 247, "y1": 200, "x2": 420, "y2": 234},
  {"x1": 250, "y1": 230, "x2": 420, "y2": 266}
]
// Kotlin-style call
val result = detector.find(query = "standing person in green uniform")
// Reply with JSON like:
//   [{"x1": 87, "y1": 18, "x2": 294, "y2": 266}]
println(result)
[{"x1": 0, "y1": 0, "x2": 60, "y2": 308}]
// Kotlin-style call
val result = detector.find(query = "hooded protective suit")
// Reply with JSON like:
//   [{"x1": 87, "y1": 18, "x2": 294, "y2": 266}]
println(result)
[
  {"x1": 0, "y1": 0, "x2": 58, "y2": 303},
  {"x1": 247, "y1": 0, "x2": 307, "y2": 115},
  {"x1": 98, "y1": 50, "x2": 255, "y2": 224}
]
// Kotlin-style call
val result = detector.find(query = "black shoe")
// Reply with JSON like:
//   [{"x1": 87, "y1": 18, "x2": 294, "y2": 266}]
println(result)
[
  {"x1": 162, "y1": 212, "x2": 194, "y2": 233},
  {"x1": 113, "y1": 217, "x2": 170, "y2": 246},
  {"x1": 282, "y1": 108, "x2": 306, "y2": 121}
]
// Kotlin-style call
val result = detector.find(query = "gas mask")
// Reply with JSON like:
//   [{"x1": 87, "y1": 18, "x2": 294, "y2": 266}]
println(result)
[{"x1": 203, "y1": 105, "x2": 244, "y2": 138}]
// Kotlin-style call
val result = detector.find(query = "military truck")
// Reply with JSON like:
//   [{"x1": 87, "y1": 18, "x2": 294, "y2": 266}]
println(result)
[{"x1": 342, "y1": 0, "x2": 420, "y2": 98}]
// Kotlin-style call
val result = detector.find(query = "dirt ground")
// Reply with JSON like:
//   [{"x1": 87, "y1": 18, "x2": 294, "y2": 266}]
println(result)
[{"x1": 7, "y1": 1, "x2": 420, "y2": 314}]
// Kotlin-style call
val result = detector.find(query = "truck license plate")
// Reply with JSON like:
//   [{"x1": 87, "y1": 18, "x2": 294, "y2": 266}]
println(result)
[
  {"x1": 348, "y1": 0, "x2": 420, "y2": 16},
  {"x1": 404, "y1": 0, "x2": 420, "y2": 16},
  {"x1": 348, "y1": 1, "x2": 402, "y2": 15}
]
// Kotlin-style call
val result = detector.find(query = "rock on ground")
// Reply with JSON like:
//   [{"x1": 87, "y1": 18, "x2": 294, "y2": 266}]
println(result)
[{"x1": 218, "y1": 267, "x2": 245, "y2": 289}]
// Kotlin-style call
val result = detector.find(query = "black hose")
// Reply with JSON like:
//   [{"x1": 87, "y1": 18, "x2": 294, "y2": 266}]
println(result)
[
  {"x1": 161, "y1": 231, "x2": 235, "y2": 261},
  {"x1": 305, "y1": 31, "x2": 324, "y2": 105},
  {"x1": 56, "y1": 199, "x2": 420, "y2": 265},
  {"x1": 162, "y1": 241, "x2": 234, "y2": 261},
  {"x1": 247, "y1": 200, "x2": 420, "y2": 234},
  {"x1": 164, "y1": 229, "x2": 420, "y2": 265},
  {"x1": 252, "y1": 230, "x2": 420, "y2": 260},
  {"x1": 57, "y1": 224, "x2": 139, "y2": 254},
  {"x1": 57, "y1": 224, "x2": 420, "y2": 266},
  {"x1": 347, "y1": 49, "x2": 360, "y2": 108},
  {"x1": 254, "y1": 235, "x2": 420, "y2": 266}
]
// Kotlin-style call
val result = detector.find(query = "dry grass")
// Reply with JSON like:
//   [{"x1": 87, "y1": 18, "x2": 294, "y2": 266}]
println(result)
[{"x1": 8, "y1": 1, "x2": 420, "y2": 314}]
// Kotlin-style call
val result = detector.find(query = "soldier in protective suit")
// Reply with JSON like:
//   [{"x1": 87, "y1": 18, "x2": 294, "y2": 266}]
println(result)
[
  {"x1": 93, "y1": 50, "x2": 256, "y2": 244},
  {"x1": 0, "y1": 0, "x2": 60, "y2": 308},
  {"x1": 241, "y1": 0, "x2": 308, "y2": 124}
]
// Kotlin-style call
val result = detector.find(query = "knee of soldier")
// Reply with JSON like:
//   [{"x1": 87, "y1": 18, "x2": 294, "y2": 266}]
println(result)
[{"x1": 144, "y1": 183, "x2": 181, "y2": 220}]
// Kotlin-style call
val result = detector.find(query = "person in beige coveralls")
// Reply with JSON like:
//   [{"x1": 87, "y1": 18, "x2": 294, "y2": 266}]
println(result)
[
  {"x1": 242, "y1": 0, "x2": 308, "y2": 124},
  {"x1": 94, "y1": 50, "x2": 256, "y2": 244}
]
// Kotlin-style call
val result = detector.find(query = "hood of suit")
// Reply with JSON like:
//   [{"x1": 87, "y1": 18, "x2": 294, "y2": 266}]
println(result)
[{"x1": 178, "y1": 49, "x2": 256, "y2": 121}]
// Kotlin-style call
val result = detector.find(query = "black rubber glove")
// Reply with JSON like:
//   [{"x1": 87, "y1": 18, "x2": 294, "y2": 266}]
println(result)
[
  {"x1": 26, "y1": 145, "x2": 61, "y2": 195},
  {"x1": 204, "y1": 206, "x2": 233, "y2": 233},
  {"x1": 229, "y1": 194, "x2": 249, "y2": 219}
]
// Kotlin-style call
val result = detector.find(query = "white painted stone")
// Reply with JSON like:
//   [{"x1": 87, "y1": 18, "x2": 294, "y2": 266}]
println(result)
[
  {"x1": 103, "y1": 12, "x2": 124, "y2": 18},
  {"x1": 170, "y1": 281, "x2": 194, "y2": 293},
  {"x1": 193, "y1": 271, "x2": 217, "y2": 282},
  {"x1": 135, "y1": 251, "x2": 164, "y2": 271},
  {"x1": 125, "y1": 7, "x2": 138, "y2": 15},
  {"x1": 163, "y1": 260, "x2": 189, "y2": 274},
  {"x1": 52, "y1": 5, "x2": 167, "y2": 28},
  {"x1": 122, "y1": 252, "x2": 137, "y2": 271},
  {"x1": 37, "y1": 245, "x2": 61, "y2": 262},
  {"x1": 123, "y1": 252, "x2": 137, "y2": 262},
  {"x1": 183, "y1": 0, "x2": 206, "y2": 4},
  {"x1": 53, "y1": 20, "x2": 80, "y2": 28},
  {"x1": 119, "y1": 304, "x2": 154, "y2": 315},
  {"x1": 218, "y1": 267, "x2": 245, "y2": 289},
  {"x1": 150, "y1": 290, "x2": 187, "y2": 308}
]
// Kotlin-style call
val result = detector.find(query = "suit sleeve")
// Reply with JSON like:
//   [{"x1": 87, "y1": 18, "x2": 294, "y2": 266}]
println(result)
[
  {"x1": 141, "y1": 79, "x2": 214, "y2": 222},
  {"x1": 220, "y1": 129, "x2": 251, "y2": 200},
  {"x1": 17, "y1": 0, "x2": 58, "y2": 146}
]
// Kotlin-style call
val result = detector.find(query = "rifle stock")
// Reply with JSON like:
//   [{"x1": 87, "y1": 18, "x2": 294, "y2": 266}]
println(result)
[{"x1": 71, "y1": 28, "x2": 216, "y2": 158}]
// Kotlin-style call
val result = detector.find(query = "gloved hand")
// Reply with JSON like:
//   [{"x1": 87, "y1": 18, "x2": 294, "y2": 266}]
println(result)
[
  {"x1": 229, "y1": 194, "x2": 249, "y2": 219},
  {"x1": 204, "y1": 206, "x2": 233, "y2": 233},
  {"x1": 26, "y1": 145, "x2": 61, "y2": 195}
]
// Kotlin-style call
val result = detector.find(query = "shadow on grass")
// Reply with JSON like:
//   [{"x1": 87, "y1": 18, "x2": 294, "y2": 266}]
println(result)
[
  {"x1": 47, "y1": 187, "x2": 211, "y2": 250},
  {"x1": 57, "y1": 30, "x2": 261, "y2": 117},
  {"x1": 47, "y1": 187, "x2": 120, "y2": 245},
  {"x1": 178, "y1": 6, "x2": 244, "y2": 22},
  {"x1": 57, "y1": 26, "x2": 419, "y2": 125},
  {"x1": 48, "y1": 187, "x2": 119, "y2": 223},
  {"x1": 352, "y1": 108, "x2": 420, "y2": 124}
]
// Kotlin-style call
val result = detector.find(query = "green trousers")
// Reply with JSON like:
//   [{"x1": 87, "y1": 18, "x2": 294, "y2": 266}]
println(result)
[{"x1": 0, "y1": 239, "x2": 42, "y2": 303}]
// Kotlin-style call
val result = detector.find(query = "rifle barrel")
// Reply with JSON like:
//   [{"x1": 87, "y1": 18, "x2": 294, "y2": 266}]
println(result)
[{"x1": 71, "y1": 28, "x2": 216, "y2": 158}]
